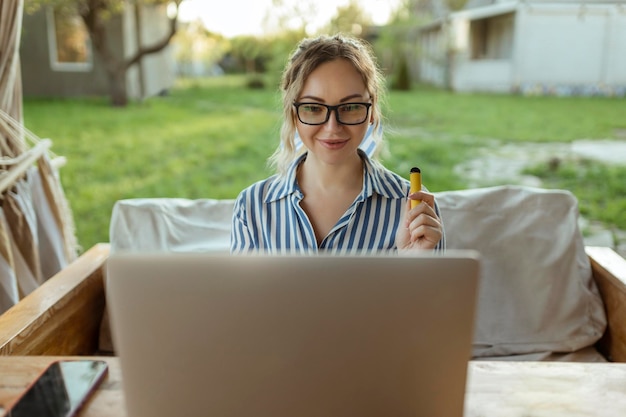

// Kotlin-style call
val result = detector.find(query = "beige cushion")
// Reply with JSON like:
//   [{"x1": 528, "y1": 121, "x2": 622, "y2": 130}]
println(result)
[
  {"x1": 108, "y1": 186, "x2": 607, "y2": 359},
  {"x1": 110, "y1": 198, "x2": 235, "y2": 253},
  {"x1": 102, "y1": 198, "x2": 235, "y2": 353},
  {"x1": 435, "y1": 185, "x2": 606, "y2": 358}
]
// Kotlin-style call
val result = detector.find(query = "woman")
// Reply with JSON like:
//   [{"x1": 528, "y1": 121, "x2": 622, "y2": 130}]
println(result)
[{"x1": 231, "y1": 34, "x2": 444, "y2": 253}]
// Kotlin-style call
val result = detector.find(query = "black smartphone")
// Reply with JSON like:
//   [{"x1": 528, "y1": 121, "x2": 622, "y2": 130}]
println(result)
[{"x1": 3, "y1": 359, "x2": 109, "y2": 417}]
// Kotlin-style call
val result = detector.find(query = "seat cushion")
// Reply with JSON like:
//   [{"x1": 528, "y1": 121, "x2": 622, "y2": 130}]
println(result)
[
  {"x1": 102, "y1": 198, "x2": 235, "y2": 353},
  {"x1": 108, "y1": 186, "x2": 607, "y2": 359},
  {"x1": 435, "y1": 185, "x2": 607, "y2": 358},
  {"x1": 109, "y1": 198, "x2": 235, "y2": 253}
]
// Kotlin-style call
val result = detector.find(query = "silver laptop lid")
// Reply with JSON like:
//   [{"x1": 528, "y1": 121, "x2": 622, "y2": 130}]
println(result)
[{"x1": 106, "y1": 251, "x2": 480, "y2": 417}]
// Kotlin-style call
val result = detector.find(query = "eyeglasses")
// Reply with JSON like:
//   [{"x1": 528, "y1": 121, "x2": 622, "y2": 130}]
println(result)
[{"x1": 293, "y1": 102, "x2": 372, "y2": 125}]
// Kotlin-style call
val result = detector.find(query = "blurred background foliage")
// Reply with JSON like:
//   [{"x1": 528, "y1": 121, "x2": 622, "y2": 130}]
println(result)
[
  {"x1": 171, "y1": 0, "x2": 431, "y2": 92},
  {"x1": 21, "y1": 0, "x2": 626, "y2": 253}
]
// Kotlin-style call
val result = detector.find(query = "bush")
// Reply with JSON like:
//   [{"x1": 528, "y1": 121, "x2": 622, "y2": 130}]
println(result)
[
  {"x1": 246, "y1": 75, "x2": 266, "y2": 89},
  {"x1": 391, "y1": 55, "x2": 411, "y2": 91}
]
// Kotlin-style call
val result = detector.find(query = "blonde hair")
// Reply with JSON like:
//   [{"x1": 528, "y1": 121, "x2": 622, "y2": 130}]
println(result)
[{"x1": 269, "y1": 34, "x2": 386, "y2": 176}]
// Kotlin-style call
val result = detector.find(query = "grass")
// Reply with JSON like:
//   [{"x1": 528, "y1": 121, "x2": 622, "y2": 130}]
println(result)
[
  {"x1": 525, "y1": 159, "x2": 626, "y2": 230},
  {"x1": 23, "y1": 75, "x2": 626, "y2": 252},
  {"x1": 385, "y1": 88, "x2": 624, "y2": 141}
]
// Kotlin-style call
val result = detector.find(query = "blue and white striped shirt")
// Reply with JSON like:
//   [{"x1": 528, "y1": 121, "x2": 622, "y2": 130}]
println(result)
[{"x1": 231, "y1": 151, "x2": 445, "y2": 254}]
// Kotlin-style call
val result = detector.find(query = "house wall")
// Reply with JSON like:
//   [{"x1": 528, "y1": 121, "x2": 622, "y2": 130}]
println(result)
[
  {"x1": 469, "y1": 0, "x2": 626, "y2": 6},
  {"x1": 20, "y1": 5, "x2": 174, "y2": 101},
  {"x1": 418, "y1": 2, "x2": 626, "y2": 95},
  {"x1": 418, "y1": 9, "x2": 518, "y2": 92},
  {"x1": 418, "y1": 27, "x2": 448, "y2": 87},
  {"x1": 607, "y1": 9, "x2": 626, "y2": 86},
  {"x1": 20, "y1": 10, "x2": 118, "y2": 98},
  {"x1": 452, "y1": 13, "x2": 515, "y2": 92},
  {"x1": 123, "y1": 4, "x2": 175, "y2": 100},
  {"x1": 514, "y1": 4, "x2": 626, "y2": 94},
  {"x1": 124, "y1": 6, "x2": 141, "y2": 101},
  {"x1": 454, "y1": 60, "x2": 513, "y2": 92}
]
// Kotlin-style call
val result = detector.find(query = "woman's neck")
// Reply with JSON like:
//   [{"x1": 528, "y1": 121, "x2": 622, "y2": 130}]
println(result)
[{"x1": 298, "y1": 153, "x2": 363, "y2": 194}]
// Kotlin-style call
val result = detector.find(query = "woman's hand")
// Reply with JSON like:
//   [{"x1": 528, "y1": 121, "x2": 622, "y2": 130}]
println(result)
[{"x1": 395, "y1": 191, "x2": 443, "y2": 251}]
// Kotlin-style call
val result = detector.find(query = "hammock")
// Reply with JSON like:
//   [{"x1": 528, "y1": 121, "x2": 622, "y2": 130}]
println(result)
[
  {"x1": 0, "y1": 109, "x2": 79, "y2": 313},
  {"x1": 1, "y1": 0, "x2": 78, "y2": 313},
  {"x1": 0, "y1": 0, "x2": 23, "y2": 136}
]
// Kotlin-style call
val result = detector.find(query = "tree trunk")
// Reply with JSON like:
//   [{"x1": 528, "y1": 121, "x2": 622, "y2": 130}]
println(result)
[
  {"x1": 81, "y1": 1, "x2": 127, "y2": 106},
  {"x1": 108, "y1": 69, "x2": 128, "y2": 107},
  {"x1": 80, "y1": 1, "x2": 179, "y2": 107}
]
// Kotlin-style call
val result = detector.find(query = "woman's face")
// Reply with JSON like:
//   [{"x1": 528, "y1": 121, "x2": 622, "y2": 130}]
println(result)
[{"x1": 295, "y1": 58, "x2": 372, "y2": 167}]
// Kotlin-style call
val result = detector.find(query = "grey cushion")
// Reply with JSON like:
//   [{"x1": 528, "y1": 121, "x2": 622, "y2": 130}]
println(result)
[
  {"x1": 108, "y1": 185, "x2": 607, "y2": 359},
  {"x1": 110, "y1": 198, "x2": 234, "y2": 253},
  {"x1": 436, "y1": 185, "x2": 606, "y2": 358}
]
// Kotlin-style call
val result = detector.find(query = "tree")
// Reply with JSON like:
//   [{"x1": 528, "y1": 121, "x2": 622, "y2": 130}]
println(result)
[
  {"x1": 264, "y1": 0, "x2": 315, "y2": 36},
  {"x1": 374, "y1": 0, "x2": 469, "y2": 90},
  {"x1": 374, "y1": 0, "x2": 423, "y2": 89},
  {"x1": 173, "y1": 20, "x2": 227, "y2": 77},
  {"x1": 25, "y1": 0, "x2": 182, "y2": 107},
  {"x1": 324, "y1": 0, "x2": 373, "y2": 36},
  {"x1": 229, "y1": 35, "x2": 268, "y2": 74},
  {"x1": 439, "y1": 0, "x2": 469, "y2": 89}
]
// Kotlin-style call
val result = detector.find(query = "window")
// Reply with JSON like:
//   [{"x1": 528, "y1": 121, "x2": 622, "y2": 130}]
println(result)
[
  {"x1": 47, "y1": 7, "x2": 92, "y2": 71},
  {"x1": 470, "y1": 13, "x2": 514, "y2": 60}
]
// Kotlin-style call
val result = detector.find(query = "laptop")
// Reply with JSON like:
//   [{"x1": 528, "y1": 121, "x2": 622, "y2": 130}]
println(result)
[{"x1": 105, "y1": 251, "x2": 480, "y2": 417}]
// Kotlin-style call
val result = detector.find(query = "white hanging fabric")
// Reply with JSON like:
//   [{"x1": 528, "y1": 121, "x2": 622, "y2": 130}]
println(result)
[
  {"x1": 0, "y1": 211, "x2": 19, "y2": 314},
  {"x1": 36, "y1": 152, "x2": 78, "y2": 263},
  {"x1": 4, "y1": 176, "x2": 43, "y2": 285},
  {"x1": 31, "y1": 162, "x2": 74, "y2": 278},
  {"x1": 0, "y1": 114, "x2": 78, "y2": 292}
]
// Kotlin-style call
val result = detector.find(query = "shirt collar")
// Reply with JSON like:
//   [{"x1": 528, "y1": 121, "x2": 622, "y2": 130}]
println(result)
[
  {"x1": 264, "y1": 150, "x2": 405, "y2": 203},
  {"x1": 264, "y1": 153, "x2": 306, "y2": 203}
]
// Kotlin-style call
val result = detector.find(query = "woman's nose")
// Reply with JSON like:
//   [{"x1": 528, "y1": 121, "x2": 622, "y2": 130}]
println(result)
[{"x1": 322, "y1": 109, "x2": 342, "y2": 130}]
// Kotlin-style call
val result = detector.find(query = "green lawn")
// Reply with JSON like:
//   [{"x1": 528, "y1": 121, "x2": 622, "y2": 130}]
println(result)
[{"x1": 23, "y1": 76, "x2": 626, "y2": 252}]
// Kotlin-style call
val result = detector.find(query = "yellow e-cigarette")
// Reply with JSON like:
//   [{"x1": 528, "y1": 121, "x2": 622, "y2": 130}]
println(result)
[{"x1": 410, "y1": 167, "x2": 421, "y2": 208}]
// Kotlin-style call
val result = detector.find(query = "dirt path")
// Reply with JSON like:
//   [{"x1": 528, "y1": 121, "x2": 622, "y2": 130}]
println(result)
[{"x1": 455, "y1": 139, "x2": 626, "y2": 257}]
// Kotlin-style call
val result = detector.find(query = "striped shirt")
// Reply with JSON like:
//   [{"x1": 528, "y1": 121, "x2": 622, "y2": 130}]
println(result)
[{"x1": 230, "y1": 151, "x2": 446, "y2": 254}]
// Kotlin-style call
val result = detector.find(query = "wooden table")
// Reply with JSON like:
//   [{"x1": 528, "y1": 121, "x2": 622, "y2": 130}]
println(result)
[
  {"x1": 0, "y1": 357, "x2": 123, "y2": 417},
  {"x1": 1, "y1": 356, "x2": 626, "y2": 416},
  {"x1": 464, "y1": 360, "x2": 626, "y2": 417}
]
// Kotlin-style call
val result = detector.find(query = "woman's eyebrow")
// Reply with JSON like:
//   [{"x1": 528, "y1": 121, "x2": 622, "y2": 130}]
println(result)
[
  {"x1": 298, "y1": 95, "x2": 324, "y2": 102},
  {"x1": 298, "y1": 93, "x2": 366, "y2": 102},
  {"x1": 340, "y1": 94, "x2": 366, "y2": 102}
]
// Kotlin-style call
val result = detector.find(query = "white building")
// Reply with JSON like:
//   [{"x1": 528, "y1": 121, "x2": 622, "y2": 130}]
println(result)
[
  {"x1": 418, "y1": 0, "x2": 626, "y2": 95},
  {"x1": 21, "y1": 4, "x2": 175, "y2": 101}
]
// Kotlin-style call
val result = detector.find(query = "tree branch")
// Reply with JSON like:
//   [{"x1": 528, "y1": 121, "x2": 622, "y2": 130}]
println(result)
[{"x1": 123, "y1": 8, "x2": 178, "y2": 70}]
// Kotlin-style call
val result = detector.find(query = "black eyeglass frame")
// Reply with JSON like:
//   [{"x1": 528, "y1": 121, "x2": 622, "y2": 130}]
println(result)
[{"x1": 293, "y1": 102, "x2": 372, "y2": 126}]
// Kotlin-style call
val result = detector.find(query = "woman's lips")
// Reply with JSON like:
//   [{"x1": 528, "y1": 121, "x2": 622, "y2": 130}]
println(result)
[{"x1": 318, "y1": 138, "x2": 349, "y2": 149}]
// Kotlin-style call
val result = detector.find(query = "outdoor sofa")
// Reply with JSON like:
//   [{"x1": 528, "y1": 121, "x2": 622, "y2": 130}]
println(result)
[{"x1": 0, "y1": 185, "x2": 624, "y2": 363}]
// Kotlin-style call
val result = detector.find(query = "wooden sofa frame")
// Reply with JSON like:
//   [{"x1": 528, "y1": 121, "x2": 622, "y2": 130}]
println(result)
[{"x1": 0, "y1": 243, "x2": 625, "y2": 361}]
